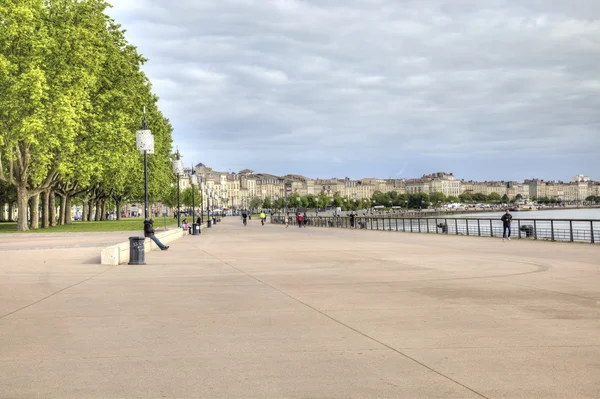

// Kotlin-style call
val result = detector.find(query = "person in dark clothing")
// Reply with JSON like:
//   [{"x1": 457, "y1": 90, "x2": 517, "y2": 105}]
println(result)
[
  {"x1": 241, "y1": 211, "x2": 248, "y2": 226},
  {"x1": 144, "y1": 218, "x2": 169, "y2": 250},
  {"x1": 501, "y1": 209, "x2": 512, "y2": 241},
  {"x1": 349, "y1": 213, "x2": 355, "y2": 229}
]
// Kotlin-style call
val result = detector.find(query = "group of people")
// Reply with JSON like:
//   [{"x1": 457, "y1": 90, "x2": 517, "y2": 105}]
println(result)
[{"x1": 279, "y1": 212, "x2": 308, "y2": 228}]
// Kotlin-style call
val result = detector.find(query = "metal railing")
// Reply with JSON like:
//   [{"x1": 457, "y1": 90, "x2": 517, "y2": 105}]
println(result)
[{"x1": 270, "y1": 215, "x2": 599, "y2": 244}]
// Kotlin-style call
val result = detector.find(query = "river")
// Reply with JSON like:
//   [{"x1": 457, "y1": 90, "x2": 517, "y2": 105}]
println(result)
[{"x1": 456, "y1": 208, "x2": 600, "y2": 220}]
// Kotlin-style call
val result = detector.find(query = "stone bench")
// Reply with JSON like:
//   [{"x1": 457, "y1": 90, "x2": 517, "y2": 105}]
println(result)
[{"x1": 100, "y1": 226, "x2": 197, "y2": 265}]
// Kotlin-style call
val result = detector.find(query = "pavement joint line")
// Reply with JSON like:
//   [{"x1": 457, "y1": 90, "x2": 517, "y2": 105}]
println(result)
[
  {"x1": 197, "y1": 246, "x2": 490, "y2": 399},
  {"x1": 0, "y1": 265, "x2": 118, "y2": 320}
]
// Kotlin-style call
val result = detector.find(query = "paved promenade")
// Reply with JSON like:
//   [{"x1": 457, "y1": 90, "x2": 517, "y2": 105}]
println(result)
[{"x1": 1, "y1": 220, "x2": 599, "y2": 398}]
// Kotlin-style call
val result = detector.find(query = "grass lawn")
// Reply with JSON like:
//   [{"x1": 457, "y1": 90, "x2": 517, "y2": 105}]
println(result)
[{"x1": 0, "y1": 217, "x2": 177, "y2": 234}]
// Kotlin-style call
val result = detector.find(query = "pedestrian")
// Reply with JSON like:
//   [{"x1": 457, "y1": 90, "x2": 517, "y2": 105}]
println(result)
[
  {"x1": 284, "y1": 214, "x2": 289, "y2": 228},
  {"x1": 349, "y1": 213, "x2": 355, "y2": 229},
  {"x1": 182, "y1": 218, "x2": 190, "y2": 234},
  {"x1": 297, "y1": 213, "x2": 303, "y2": 228},
  {"x1": 302, "y1": 212, "x2": 308, "y2": 228},
  {"x1": 144, "y1": 218, "x2": 169, "y2": 250},
  {"x1": 501, "y1": 209, "x2": 512, "y2": 242}
]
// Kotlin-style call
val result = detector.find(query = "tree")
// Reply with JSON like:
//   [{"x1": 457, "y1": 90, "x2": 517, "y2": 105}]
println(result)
[
  {"x1": 472, "y1": 193, "x2": 487, "y2": 202},
  {"x1": 262, "y1": 197, "x2": 272, "y2": 209},
  {"x1": 0, "y1": 1, "x2": 174, "y2": 230},
  {"x1": 316, "y1": 193, "x2": 330, "y2": 209},
  {"x1": 249, "y1": 196, "x2": 262, "y2": 210},
  {"x1": 429, "y1": 192, "x2": 446, "y2": 204},
  {"x1": 447, "y1": 195, "x2": 459, "y2": 203},
  {"x1": 487, "y1": 193, "x2": 501, "y2": 202},
  {"x1": 515, "y1": 194, "x2": 524, "y2": 201},
  {"x1": 501, "y1": 194, "x2": 510, "y2": 203},
  {"x1": 459, "y1": 193, "x2": 473, "y2": 203},
  {"x1": 273, "y1": 197, "x2": 285, "y2": 210},
  {"x1": 305, "y1": 194, "x2": 317, "y2": 209},
  {"x1": 407, "y1": 193, "x2": 429, "y2": 209}
]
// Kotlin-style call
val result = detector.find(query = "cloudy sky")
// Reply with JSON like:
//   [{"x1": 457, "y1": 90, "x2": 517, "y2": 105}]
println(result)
[{"x1": 108, "y1": 0, "x2": 600, "y2": 181}]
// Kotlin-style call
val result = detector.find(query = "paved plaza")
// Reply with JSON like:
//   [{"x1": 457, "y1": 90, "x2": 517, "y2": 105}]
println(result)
[{"x1": 1, "y1": 219, "x2": 599, "y2": 398}]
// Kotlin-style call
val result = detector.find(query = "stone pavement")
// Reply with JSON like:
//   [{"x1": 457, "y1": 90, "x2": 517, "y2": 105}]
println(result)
[{"x1": 0, "y1": 219, "x2": 599, "y2": 398}]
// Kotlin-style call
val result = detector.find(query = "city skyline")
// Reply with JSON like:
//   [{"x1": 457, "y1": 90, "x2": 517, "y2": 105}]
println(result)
[
  {"x1": 187, "y1": 163, "x2": 597, "y2": 184},
  {"x1": 108, "y1": 1, "x2": 599, "y2": 181}
]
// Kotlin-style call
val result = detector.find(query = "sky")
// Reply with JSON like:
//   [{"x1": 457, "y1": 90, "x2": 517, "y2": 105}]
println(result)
[{"x1": 107, "y1": 0, "x2": 600, "y2": 182}]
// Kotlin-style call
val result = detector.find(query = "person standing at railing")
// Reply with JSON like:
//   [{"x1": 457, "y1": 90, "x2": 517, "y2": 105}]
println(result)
[{"x1": 501, "y1": 210, "x2": 513, "y2": 241}]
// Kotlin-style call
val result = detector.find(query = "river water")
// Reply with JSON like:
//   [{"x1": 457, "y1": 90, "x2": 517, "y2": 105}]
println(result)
[
  {"x1": 309, "y1": 208, "x2": 600, "y2": 243},
  {"x1": 456, "y1": 208, "x2": 600, "y2": 220}
]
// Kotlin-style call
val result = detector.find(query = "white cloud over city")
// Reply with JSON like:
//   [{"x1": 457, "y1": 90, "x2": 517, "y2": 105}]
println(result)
[{"x1": 108, "y1": 0, "x2": 600, "y2": 181}]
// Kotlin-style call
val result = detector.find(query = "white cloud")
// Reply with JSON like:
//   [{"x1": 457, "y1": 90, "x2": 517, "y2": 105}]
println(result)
[{"x1": 107, "y1": 0, "x2": 600, "y2": 180}]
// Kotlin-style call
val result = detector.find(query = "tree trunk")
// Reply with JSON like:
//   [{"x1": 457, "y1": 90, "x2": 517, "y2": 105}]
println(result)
[
  {"x1": 116, "y1": 198, "x2": 122, "y2": 220},
  {"x1": 8, "y1": 202, "x2": 14, "y2": 221},
  {"x1": 16, "y1": 183, "x2": 29, "y2": 231},
  {"x1": 49, "y1": 192, "x2": 56, "y2": 227},
  {"x1": 100, "y1": 200, "x2": 107, "y2": 221},
  {"x1": 41, "y1": 190, "x2": 49, "y2": 228},
  {"x1": 87, "y1": 201, "x2": 93, "y2": 222},
  {"x1": 0, "y1": 202, "x2": 5, "y2": 222},
  {"x1": 56, "y1": 195, "x2": 66, "y2": 225},
  {"x1": 30, "y1": 193, "x2": 40, "y2": 230},
  {"x1": 81, "y1": 200, "x2": 87, "y2": 223},
  {"x1": 94, "y1": 200, "x2": 102, "y2": 221},
  {"x1": 64, "y1": 195, "x2": 72, "y2": 225}
]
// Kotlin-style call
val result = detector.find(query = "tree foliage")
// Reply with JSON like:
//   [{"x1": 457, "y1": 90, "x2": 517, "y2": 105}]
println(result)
[{"x1": 0, "y1": 1, "x2": 174, "y2": 230}]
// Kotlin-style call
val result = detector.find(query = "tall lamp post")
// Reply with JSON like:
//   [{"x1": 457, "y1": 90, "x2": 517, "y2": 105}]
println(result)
[
  {"x1": 190, "y1": 170, "x2": 197, "y2": 221},
  {"x1": 172, "y1": 149, "x2": 184, "y2": 228},
  {"x1": 190, "y1": 170, "x2": 198, "y2": 234},
  {"x1": 136, "y1": 107, "x2": 154, "y2": 220}
]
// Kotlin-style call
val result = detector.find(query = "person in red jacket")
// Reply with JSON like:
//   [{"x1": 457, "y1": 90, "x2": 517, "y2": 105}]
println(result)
[{"x1": 296, "y1": 213, "x2": 303, "y2": 228}]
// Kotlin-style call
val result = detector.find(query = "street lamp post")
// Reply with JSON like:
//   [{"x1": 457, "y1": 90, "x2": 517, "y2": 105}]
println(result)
[
  {"x1": 172, "y1": 148, "x2": 184, "y2": 228},
  {"x1": 190, "y1": 171, "x2": 197, "y2": 221},
  {"x1": 135, "y1": 107, "x2": 154, "y2": 220}
]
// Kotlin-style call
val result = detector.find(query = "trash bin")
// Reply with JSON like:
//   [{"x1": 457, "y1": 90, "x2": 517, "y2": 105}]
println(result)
[
  {"x1": 192, "y1": 223, "x2": 200, "y2": 235},
  {"x1": 207, "y1": 219, "x2": 212, "y2": 228},
  {"x1": 128, "y1": 236, "x2": 146, "y2": 265},
  {"x1": 520, "y1": 225, "x2": 534, "y2": 237},
  {"x1": 437, "y1": 223, "x2": 448, "y2": 234}
]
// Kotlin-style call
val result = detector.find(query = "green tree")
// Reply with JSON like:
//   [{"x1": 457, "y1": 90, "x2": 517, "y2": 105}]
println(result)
[
  {"x1": 501, "y1": 194, "x2": 510, "y2": 203},
  {"x1": 429, "y1": 192, "x2": 446, "y2": 205},
  {"x1": 447, "y1": 195, "x2": 459, "y2": 203},
  {"x1": 515, "y1": 194, "x2": 524, "y2": 201},
  {"x1": 305, "y1": 194, "x2": 317, "y2": 209},
  {"x1": 407, "y1": 193, "x2": 429, "y2": 209},
  {"x1": 487, "y1": 193, "x2": 501, "y2": 202},
  {"x1": 459, "y1": 193, "x2": 473, "y2": 203},
  {"x1": 249, "y1": 196, "x2": 262, "y2": 210},
  {"x1": 316, "y1": 193, "x2": 330, "y2": 209},
  {"x1": 472, "y1": 193, "x2": 487, "y2": 202},
  {"x1": 273, "y1": 197, "x2": 285, "y2": 210},
  {"x1": 262, "y1": 197, "x2": 273, "y2": 209}
]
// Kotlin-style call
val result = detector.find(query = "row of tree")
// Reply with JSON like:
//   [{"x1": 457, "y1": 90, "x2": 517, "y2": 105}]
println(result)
[
  {"x1": 0, "y1": 1, "x2": 174, "y2": 231},
  {"x1": 243, "y1": 191, "x2": 521, "y2": 212}
]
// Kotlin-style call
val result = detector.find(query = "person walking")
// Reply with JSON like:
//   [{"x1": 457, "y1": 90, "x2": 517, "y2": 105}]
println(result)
[
  {"x1": 241, "y1": 211, "x2": 248, "y2": 226},
  {"x1": 144, "y1": 218, "x2": 169, "y2": 250},
  {"x1": 501, "y1": 209, "x2": 512, "y2": 241},
  {"x1": 182, "y1": 218, "x2": 190, "y2": 234},
  {"x1": 296, "y1": 213, "x2": 303, "y2": 228},
  {"x1": 349, "y1": 213, "x2": 355, "y2": 229},
  {"x1": 284, "y1": 214, "x2": 289, "y2": 228},
  {"x1": 302, "y1": 212, "x2": 308, "y2": 228}
]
